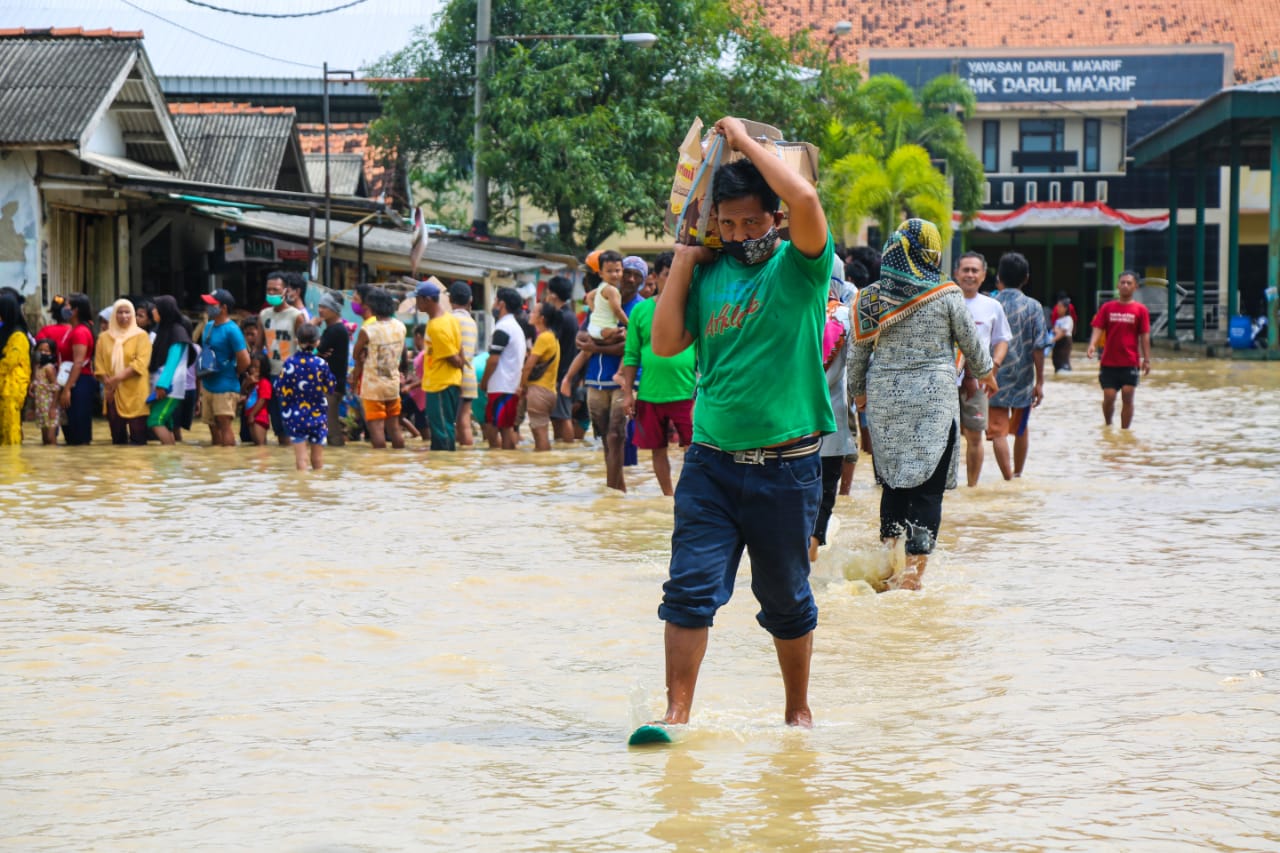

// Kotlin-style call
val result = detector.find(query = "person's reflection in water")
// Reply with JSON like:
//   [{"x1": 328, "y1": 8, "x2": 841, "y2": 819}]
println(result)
[
  {"x1": 647, "y1": 751, "x2": 721, "y2": 849},
  {"x1": 755, "y1": 744, "x2": 822, "y2": 847}
]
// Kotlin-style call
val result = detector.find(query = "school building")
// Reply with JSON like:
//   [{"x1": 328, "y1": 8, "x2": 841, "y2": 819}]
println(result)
[
  {"x1": 866, "y1": 45, "x2": 1238, "y2": 337},
  {"x1": 765, "y1": 0, "x2": 1280, "y2": 339}
]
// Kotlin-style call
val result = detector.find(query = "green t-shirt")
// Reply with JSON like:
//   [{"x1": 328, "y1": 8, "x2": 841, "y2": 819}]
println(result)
[
  {"x1": 623, "y1": 297, "x2": 697, "y2": 403},
  {"x1": 683, "y1": 236, "x2": 836, "y2": 450}
]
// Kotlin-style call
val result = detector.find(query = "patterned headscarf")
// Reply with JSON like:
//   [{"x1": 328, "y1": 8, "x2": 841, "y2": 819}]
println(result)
[{"x1": 853, "y1": 219, "x2": 958, "y2": 343}]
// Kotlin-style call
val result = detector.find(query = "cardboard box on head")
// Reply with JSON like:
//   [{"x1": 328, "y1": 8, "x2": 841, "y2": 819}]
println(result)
[{"x1": 665, "y1": 118, "x2": 819, "y2": 248}]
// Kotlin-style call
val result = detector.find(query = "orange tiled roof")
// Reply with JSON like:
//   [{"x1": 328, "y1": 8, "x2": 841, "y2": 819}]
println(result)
[
  {"x1": 297, "y1": 122, "x2": 404, "y2": 206},
  {"x1": 169, "y1": 102, "x2": 296, "y2": 116},
  {"x1": 0, "y1": 26, "x2": 144, "y2": 40},
  {"x1": 764, "y1": 0, "x2": 1279, "y2": 83}
]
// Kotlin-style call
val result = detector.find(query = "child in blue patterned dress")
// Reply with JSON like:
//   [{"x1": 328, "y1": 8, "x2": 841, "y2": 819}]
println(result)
[{"x1": 276, "y1": 323, "x2": 336, "y2": 471}]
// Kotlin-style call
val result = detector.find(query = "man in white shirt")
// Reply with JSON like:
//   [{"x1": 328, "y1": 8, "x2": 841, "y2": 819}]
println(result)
[
  {"x1": 479, "y1": 287, "x2": 527, "y2": 449},
  {"x1": 954, "y1": 252, "x2": 1011, "y2": 486}
]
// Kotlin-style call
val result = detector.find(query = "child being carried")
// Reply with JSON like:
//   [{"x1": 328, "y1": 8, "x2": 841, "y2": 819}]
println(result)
[{"x1": 583, "y1": 250, "x2": 629, "y2": 344}]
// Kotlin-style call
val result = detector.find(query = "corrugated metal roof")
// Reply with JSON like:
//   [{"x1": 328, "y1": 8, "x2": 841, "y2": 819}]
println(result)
[
  {"x1": 162, "y1": 77, "x2": 377, "y2": 98},
  {"x1": 196, "y1": 208, "x2": 553, "y2": 280},
  {"x1": 304, "y1": 154, "x2": 367, "y2": 197},
  {"x1": 171, "y1": 111, "x2": 296, "y2": 189},
  {"x1": 1230, "y1": 75, "x2": 1280, "y2": 93},
  {"x1": 0, "y1": 35, "x2": 138, "y2": 146},
  {"x1": 78, "y1": 150, "x2": 172, "y2": 178}
]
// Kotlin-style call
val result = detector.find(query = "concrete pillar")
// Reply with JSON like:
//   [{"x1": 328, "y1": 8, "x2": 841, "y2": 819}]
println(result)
[
  {"x1": 1268, "y1": 120, "x2": 1280, "y2": 350},
  {"x1": 1167, "y1": 165, "x2": 1179, "y2": 340},
  {"x1": 1227, "y1": 130, "x2": 1241, "y2": 319},
  {"x1": 1194, "y1": 148, "x2": 1207, "y2": 342}
]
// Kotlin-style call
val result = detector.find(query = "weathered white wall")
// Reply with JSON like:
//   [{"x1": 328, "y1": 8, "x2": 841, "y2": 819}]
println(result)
[
  {"x1": 0, "y1": 151, "x2": 41, "y2": 299},
  {"x1": 84, "y1": 110, "x2": 126, "y2": 158}
]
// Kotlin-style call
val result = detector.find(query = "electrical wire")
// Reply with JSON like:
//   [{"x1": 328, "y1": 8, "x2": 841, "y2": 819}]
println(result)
[
  {"x1": 116, "y1": 0, "x2": 322, "y2": 70},
  {"x1": 182, "y1": 0, "x2": 370, "y2": 19}
]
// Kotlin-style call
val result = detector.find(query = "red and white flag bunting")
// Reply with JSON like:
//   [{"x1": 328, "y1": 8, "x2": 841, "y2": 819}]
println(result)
[{"x1": 954, "y1": 202, "x2": 1169, "y2": 233}]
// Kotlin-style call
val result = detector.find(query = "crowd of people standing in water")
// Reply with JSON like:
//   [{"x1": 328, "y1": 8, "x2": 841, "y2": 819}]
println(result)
[
  {"x1": 0, "y1": 116, "x2": 1157, "y2": 733},
  {"x1": 0, "y1": 226, "x2": 1151, "y2": 497}
]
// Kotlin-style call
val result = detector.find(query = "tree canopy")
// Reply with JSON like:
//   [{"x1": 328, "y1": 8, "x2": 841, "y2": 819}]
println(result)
[
  {"x1": 368, "y1": 0, "x2": 861, "y2": 251},
  {"x1": 821, "y1": 73, "x2": 983, "y2": 240},
  {"x1": 827, "y1": 145, "x2": 953, "y2": 243}
]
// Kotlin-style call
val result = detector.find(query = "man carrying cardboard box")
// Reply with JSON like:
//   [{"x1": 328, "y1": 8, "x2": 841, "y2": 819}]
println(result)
[{"x1": 651, "y1": 116, "x2": 836, "y2": 729}]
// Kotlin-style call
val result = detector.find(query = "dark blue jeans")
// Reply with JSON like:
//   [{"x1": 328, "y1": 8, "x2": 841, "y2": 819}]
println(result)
[
  {"x1": 63, "y1": 374, "x2": 97, "y2": 445},
  {"x1": 660, "y1": 442, "x2": 822, "y2": 640}
]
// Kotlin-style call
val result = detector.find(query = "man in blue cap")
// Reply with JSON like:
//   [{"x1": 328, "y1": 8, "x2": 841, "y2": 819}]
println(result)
[{"x1": 415, "y1": 278, "x2": 464, "y2": 451}]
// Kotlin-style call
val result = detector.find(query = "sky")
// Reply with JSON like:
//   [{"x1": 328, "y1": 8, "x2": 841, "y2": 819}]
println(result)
[{"x1": 2, "y1": 0, "x2": 446, "y2": 78}]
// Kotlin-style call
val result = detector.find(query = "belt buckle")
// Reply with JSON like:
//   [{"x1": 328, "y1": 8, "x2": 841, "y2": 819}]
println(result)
[{"x1": 733, "y1": 447, "x2": 767, "y2": 465}]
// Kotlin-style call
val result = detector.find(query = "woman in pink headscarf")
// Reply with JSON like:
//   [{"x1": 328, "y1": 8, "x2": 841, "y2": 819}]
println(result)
[{"x1": 93, "y1": 298, "x2": 152, "y2": 445}]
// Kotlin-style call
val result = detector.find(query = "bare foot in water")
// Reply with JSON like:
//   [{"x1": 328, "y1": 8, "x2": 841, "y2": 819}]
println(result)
[
  {"x1": 894, "y1": 570, "x2": 922, "y2": 591},
  {"x1": 786, "y1": 707, "x2": 813, "y2": 728}
]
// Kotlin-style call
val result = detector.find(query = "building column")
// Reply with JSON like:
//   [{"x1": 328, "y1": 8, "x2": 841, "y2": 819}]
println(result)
[
  {"x1": 1227, "y1": 128, "x2": 1241, "y2": 319},
  {"x1": 1193, "y1": 146, "x2": 1207, "y2": 342},
  {"x1": 1045, "y1": 230, "x2": 1055, "y2": 300},
  {"x1": 1269, "y1": 120, "x2": 1280, "y2": 350},
  {"x1": 1111, "y1": 228, "x2": 1124, "y2": 294},
  {"x1": 1167, "y1": 164, "x2": 1179, "y2": 340}
]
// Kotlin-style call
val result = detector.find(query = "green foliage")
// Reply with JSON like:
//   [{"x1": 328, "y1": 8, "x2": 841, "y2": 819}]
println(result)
[
  {"x1": 822, "y1": 72, "x2": 984, "y2": 239},
  {"x1": 367, "y1": 0, "x2": 859, "y2": 251},
  {"x1": 411, "y1": 164, "x2": 473, "y2": 230},
  {"x1": 828, "y1": 145, "x2": 953, "y2": 242}
]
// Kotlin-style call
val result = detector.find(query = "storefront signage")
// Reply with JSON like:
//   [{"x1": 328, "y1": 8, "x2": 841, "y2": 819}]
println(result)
[
  {"x1": 223, "y1": 231, "x2": 312, "y2": 264},
  {"x1": 868, "y1": 51, "x2": 1228, "y2": 103}
]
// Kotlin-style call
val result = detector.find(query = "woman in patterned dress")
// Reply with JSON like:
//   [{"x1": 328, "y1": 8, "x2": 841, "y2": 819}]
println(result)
[{"x1": 848, "y1": 219, "x2": 998, "y2": 590}]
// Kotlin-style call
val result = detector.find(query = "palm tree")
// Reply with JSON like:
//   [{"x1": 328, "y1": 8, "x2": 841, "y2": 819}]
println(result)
[
  {"x1": 821, "y1": 73, "x2": 983, "y2": 237},
  {"x1": 827, "y1": 144, "x2": 953, "y2": 241}
]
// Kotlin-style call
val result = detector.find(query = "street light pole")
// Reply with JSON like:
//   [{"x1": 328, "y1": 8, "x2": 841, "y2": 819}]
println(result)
[
  {"x1": 469, "y1": 22, "x2": 658, "y2": 240},
  {"x1": 824, "y1": 20, "x2": 852, "y2": 61},
  {"x1": 471, "y1": 0, "x2": 492, "y2": 238},
  {"x1": 323, "y1": 64, "x2": 355, "y2": 287}
]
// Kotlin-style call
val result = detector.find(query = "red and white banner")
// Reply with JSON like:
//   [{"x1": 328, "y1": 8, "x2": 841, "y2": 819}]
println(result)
[{"x1": 954, "y1": 202, "x2": 1169, "y2": 232}]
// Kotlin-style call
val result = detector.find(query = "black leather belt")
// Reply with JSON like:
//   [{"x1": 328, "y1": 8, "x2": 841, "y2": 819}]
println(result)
[{"x1": 694, "y1": 436, "x2": 821, "y2": 465}]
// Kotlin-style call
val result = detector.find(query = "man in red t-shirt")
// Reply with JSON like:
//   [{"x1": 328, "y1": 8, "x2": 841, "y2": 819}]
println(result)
[{"x1": 1087, "y1": 270, "x2": 1151, "y2": 428}]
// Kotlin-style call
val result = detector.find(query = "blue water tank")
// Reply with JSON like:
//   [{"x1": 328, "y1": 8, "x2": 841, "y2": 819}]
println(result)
[{"x1": 1228, "y1": 315, "x2": 1253, "y2": 349}]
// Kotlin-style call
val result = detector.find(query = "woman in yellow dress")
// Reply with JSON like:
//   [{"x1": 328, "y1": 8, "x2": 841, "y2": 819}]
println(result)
[
  {"x1": 94, "y1": 298, "x2": 152, "y2": 445},
  {"x1": 0, "y1": 292, "x2": 33, "y2": 445}
]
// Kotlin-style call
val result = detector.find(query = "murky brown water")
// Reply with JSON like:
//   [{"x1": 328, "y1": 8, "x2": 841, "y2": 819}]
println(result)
[{"x1": 2, "y1": 357, "x2": 1278, "y2": 850}]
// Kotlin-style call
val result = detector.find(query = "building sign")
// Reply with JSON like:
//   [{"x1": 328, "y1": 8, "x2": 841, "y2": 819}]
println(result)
[
  {"x1": 223, "y1": 231, "x2": 311, "y2": 264},
  {"x1": 868, "y1": 51, "x2": 1228, "y2": 103}
]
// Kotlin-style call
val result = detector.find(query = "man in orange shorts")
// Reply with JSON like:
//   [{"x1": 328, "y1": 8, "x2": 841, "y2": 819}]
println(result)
[{"x1": 351, "y1": 287, "x2": 406, "y2": 449}]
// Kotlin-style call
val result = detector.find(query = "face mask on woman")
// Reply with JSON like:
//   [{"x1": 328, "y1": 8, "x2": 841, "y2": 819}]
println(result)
[{"x1": 59, "y1": 306, "x2": 72, "y2": 322}]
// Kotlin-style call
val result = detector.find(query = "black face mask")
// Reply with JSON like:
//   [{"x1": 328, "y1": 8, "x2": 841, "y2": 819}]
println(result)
[
  {"x1": 59, "y1": 306, "x2": 72, "y2": 322},
  {"x1": 38, "y1": 351, "x2": 57, "y2": 366},
  {"x1": 491, "y1": 307, "x2": 501, "y2": 321},
  {"x1": 720, "y1": 226, "x2": 780, "y2": 266}
]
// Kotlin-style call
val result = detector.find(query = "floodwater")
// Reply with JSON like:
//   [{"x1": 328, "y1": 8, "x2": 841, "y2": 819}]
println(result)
[{"x1": 2, "y1": 357, "x2": 1278, "y2": 851}]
